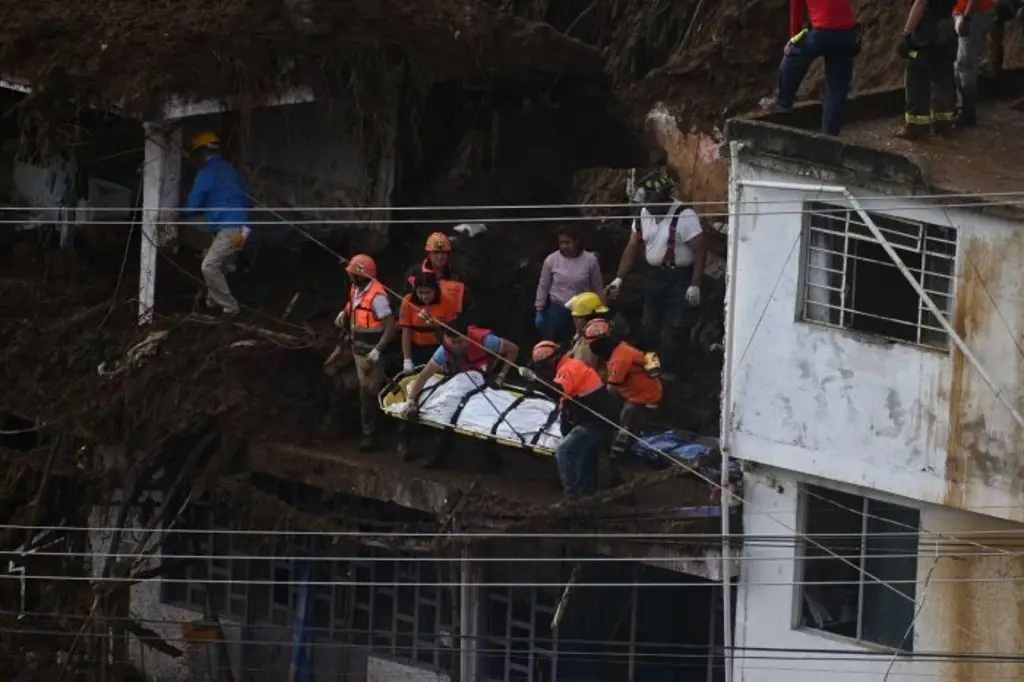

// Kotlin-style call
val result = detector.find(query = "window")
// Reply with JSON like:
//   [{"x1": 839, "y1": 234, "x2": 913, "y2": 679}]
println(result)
[
  {"x1": 350, "y1": 548, "x2": 453, "y2": 671},
  {"x1": 798, "y1": 484, "x2": 920, "y2": 651},
  {"x1": 801, "y1": 202, "x2": 956, "y2": 350}
]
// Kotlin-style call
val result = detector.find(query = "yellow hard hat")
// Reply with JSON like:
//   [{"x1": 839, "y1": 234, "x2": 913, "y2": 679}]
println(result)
[
  {"x1": 565, "y1": 291, "x2": 609, "y2": 318},
  {"x1": 191, "y1": 131, "x2": 220, "y2": 151}
]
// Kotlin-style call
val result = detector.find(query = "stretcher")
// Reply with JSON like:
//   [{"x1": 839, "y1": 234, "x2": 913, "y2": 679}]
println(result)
[{"x1": 379, "y1": 369, "x2": 562, "y2": 455}]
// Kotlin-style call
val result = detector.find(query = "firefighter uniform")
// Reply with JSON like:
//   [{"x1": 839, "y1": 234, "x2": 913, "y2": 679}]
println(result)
[{"x1": 903, "y1": 0, "x2": 958, "y2": 136}]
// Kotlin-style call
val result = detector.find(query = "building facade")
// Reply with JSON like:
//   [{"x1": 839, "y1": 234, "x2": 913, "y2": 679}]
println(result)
[{"x1": 724, "y1": 113, "x2": 1024, "y2": 682}]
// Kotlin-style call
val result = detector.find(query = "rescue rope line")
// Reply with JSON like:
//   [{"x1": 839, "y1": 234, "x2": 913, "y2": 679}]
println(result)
[{"x1": 241, "y1": 196, "x2": 1009, "y2": 648}]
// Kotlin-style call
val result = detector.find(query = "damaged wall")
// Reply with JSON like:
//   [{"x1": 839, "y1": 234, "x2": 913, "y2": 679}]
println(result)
[
  {"x1": 727, "y1": 161, "x2": 1024, "y2": 522},
  {"x1": 735, "y1": 466, "x2": 1024, "y2": 682},
  {"x1": 176, "y1": 98, "x2": 394, "y2": 251}
]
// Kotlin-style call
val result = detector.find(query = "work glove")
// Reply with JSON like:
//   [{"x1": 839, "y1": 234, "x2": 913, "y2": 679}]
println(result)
[
  {"x1": 686, "y1": 285, "x2": 701, "y2": 307},
  {"x1": 897, "y1": 34, "x2": 914, "y2": 59},
  {"x1": 403, "y1": 400, "x2": 419, "y2": 418},
  {"x1": 606, "y1": 277, "x2": 623, "y2": 299},
  {"x1": 367, "y1": 348, "x2": 381, "y2": 363},
  {"x1": 229, "y1": 227, "x2": 251, "y2": 247},
  {"x1": 403, "y1": 358, "x2": 415, "y2": 372},
  {"x1": 534, "y1": 310, "x2": 545, "y2": 329},
  {"x1": 492, "y1": 374, "x2": 506, "y2": 389},
  {"x1": 518, "y1": 367, "x2": 538, "y2": 382},
  {"x1": 334, "y1": 311, "x2": 348, "y2": 329}
]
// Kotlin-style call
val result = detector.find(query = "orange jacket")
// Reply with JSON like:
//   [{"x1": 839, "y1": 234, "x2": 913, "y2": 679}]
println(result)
[{"x1": 606, "y1": 342, "x2": 662, "y2": 406}]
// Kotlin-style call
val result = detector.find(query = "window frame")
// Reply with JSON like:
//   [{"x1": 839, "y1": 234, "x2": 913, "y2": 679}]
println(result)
[
  {"x1": 797, "y1": 201, "x2": 957, "y2": 351},
  {"x1": 794, "y1": 483, "x2": 921, "y2": 652}
]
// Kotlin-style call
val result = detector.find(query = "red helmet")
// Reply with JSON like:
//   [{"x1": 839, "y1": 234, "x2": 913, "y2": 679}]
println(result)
[
  {"x1": 425, "y1": 232, "x2": 452, "y2": 253},
  {"x1": 583, "y1": 318, "x2": 612, "y2": 343},
  {"x1": 531, "y1": 340, "x2": 559, "y2": 364},
  {"x1": 346, "y1": 254, "x2": 377, "y2": 278}
]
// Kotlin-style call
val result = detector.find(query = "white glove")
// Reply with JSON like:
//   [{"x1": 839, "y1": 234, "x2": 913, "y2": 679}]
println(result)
[
  {"x1": 367, "y1": 348, "x2": 381, "y2": 363},
  {"x1": 518, "y1": 367, "x2": 537, "y2": 382},
  {"x1": 334, "y1": 311, "x2": 348, "y2": 329},
  {"x1": 606, "y1": 277, "x2": 623, "y2": 298},
  {"x1": 686, "y1": 285, "x2": 701, "y2": 306},
  {"x1": 240, "y1": 226, "x2": 252, "y2": 242},
  {"x1": 403, "y1": 358, "x2": 415, "y2": 372}
]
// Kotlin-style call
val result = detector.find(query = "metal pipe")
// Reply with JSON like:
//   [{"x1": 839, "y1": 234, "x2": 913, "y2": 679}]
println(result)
[
  {"x1": 719, "y1": 140, "x2": 743, "y2": 682},
  {"x1": 739, "y1": 178, "x2": 1024, "y2": 433}
]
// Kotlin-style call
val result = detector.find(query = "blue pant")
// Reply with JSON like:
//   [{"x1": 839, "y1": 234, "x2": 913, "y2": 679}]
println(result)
[
  {"x1": 539, "y1": 299, "x2": 576, "y2": 344},
  {"x1": 556, "y1": 423, "x2": 607, "y2": 497},
  {"x1": 777, "y1": 27, "x2": 858, "y2": 136}
]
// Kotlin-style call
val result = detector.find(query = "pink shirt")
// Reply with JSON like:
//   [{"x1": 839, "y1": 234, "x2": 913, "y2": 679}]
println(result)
[{"x1": 535, "y1": 250, "x2": 604, "y2": 309}]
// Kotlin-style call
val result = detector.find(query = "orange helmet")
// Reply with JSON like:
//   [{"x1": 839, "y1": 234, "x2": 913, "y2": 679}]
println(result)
[
  {"x1": 583, "y1": 318, "x2": 612, "y2": 343},
  {"x1": 346, "y1": 254, "x2": 377, "y2": 278},
  {"x1": 531, "y1": 340, "x2": 559, "y2": 364},
  {"x1": 425, "y1": 232, "x2": 452, "y2": 253}
]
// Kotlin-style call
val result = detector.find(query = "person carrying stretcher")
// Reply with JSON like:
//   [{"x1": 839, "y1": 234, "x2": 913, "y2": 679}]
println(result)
[
  {"x1": 582, "y1": 318, "x2": 662, "y2": 482},
  {"x1": 401, "y1": 320, "x2": 519, "y2": 470},
  {"x1": 521, "y1": 341, "x2": 619, "y2": 498}
]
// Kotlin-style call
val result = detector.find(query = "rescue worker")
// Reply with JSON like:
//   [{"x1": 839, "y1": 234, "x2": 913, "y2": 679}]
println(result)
[
  {"x1": 403, "y1": 232, "x2": 471, "y2": 319},
  {"x1": 776, "y1": 0, "x2": 860, "y2": 136},
  {"x1": 183, "y1": 132, "x2": 251, "y2": 316},
  {"x1": 582, "y1": 318, "x2": 662, "y2": 482},
  {"x1": 396, "y1": 271, "x2": 459, "y2": 458},
  {"x1": 523, "y1": 341, "x2": 617, "y2": 498},
  {"x1": 953, "y1": 0, "x2": 995, "y2": 126},
  {"x1": 607, "y1": 174, "x2": 706, "y2": 382},
  {"x1": 564, "y1": 291, "x2": 610, "y2": 374},
  {"x1": 988, "y1": 0, "x2": 1024, "y2": 80},
  {"x1": 899, "y1": 0, "x2": 958, "y2": 138},
  {"x1": 334, "y1": 254, "x2": 397, "y2": 452},
  {"x1": 534, "y1": 225, "x2": 603, "y2": 344},
  {"x1": 402, "y1": 320, "x2": 518, "y2": 469}
]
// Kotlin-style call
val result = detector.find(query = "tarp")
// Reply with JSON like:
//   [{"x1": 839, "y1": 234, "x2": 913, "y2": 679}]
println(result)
[{"x1": 380, "y1": 370, "x2": 562, "y2": 455}]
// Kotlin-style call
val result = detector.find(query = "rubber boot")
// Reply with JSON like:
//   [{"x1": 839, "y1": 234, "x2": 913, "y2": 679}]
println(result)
[
  {"x1": 358, "y1": 433, "x2": 378, "y2": 452},
  {"x1": 932, "y1": 119, "x2": 954, "y2": 136}
]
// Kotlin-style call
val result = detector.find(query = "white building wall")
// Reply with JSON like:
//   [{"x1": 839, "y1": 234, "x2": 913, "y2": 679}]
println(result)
[
  {"x1": 728, "y1": 161, "x2": 1024, "y2": 521},
  {"x1": 736, "y1": 465, "x2": 1024, "y2": 682},
  {"x1": 89, "y1": 498, "x2": 244, "y2": 682}
]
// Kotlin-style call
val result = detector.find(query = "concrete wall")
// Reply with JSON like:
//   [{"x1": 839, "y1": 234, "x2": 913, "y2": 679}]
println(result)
[
  {"x1": 89, "y1": 496, "x2": 244, "y2": 682},
  {"x1": 727, "y1": 161, "x2": 1024, "y2": 521},
  {"x1": 736, "y1": 465, "x2": 1024, "y2": 682}
]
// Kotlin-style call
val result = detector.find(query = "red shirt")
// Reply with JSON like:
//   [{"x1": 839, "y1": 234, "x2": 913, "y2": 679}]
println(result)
[{"x1": 790, "y1": 0, "x2": 857, "y2": 36}]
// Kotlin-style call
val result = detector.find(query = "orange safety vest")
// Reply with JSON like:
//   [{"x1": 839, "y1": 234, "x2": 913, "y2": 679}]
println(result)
[
  {"x1": 345, "y1": 280, "x2": 389, "y2": 332},
  {"x1": 954, "y1": 0, "x2": 993, "y2": 13},
  {"x1": 553, "y1": 355, "x2": 603, "y2": 407},
  {"x1": 399, "y1": 294, "x2": 457, "y2": 346},
  {"x1": 407, "y1": 260, "x2": 466, "y2": 314}
]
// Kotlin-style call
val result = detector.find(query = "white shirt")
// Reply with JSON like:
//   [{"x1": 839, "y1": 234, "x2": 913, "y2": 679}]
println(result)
[{"x1": 631, "y1": 200, "x2": 702, "y2": 267}]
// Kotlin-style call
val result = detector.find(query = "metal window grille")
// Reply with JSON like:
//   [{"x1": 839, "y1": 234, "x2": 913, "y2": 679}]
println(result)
[
  {"x1": 798, "y1": 484, "x2": 921, "y2": 652},
  {"x1": 483, "y1": 587, "x2": 559, "y2": 682},
  {"x1": 160, "y1": 508, "x2": 451, "y2": 671},
  {"x1": 801, "y1": 202, "x2": 956, "y2": 350}
]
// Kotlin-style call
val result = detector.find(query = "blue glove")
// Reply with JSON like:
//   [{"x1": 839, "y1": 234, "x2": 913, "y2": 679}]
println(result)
[{"x1": 534, "y1": 310, "x2": 545, "y2": 329}]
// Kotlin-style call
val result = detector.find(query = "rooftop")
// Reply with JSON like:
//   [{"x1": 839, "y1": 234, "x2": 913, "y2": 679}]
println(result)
[{"x1": 726, "y1": 70, "x2": 1024, "y2": 216}]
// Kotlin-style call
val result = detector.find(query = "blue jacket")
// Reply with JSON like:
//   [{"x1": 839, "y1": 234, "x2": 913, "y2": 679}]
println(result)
[{"x1": 184, "y1": 156, "x2": 250, "y2": 232}]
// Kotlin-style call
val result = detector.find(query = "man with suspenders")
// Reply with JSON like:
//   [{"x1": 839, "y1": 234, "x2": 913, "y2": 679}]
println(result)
[{"x1": 606, "y1": 173, "x2": 707, "y2": 383}]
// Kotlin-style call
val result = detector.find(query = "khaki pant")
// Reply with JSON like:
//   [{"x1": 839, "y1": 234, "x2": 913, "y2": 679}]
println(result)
[
  {"x1": 354, "y1": 352, "x2": 385, "y2": 437},
  {"x1": 201, "y1": 228, "x2": 243, "y2": 313}
]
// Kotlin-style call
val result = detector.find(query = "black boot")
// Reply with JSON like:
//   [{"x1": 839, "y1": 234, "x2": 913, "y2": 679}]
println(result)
[
  {"x1": 956, "y1": 99, "x2": 977, "y2": 126},
  {"x1": 358, "y1": 434, "x2": 378, "y2": 452}
]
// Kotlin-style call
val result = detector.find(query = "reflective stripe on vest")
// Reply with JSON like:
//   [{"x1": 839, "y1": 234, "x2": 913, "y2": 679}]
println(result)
[{"x1": 348, "y1": 281, "x2": 388, "y2": 331}]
